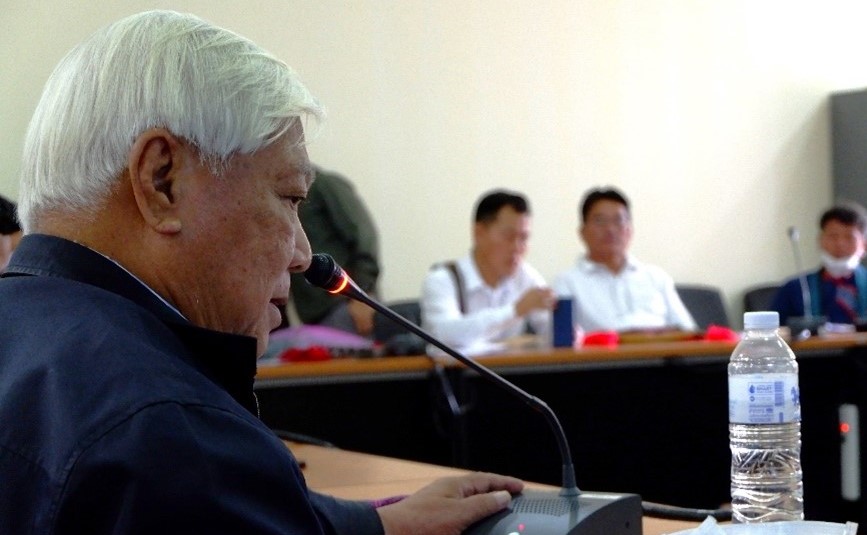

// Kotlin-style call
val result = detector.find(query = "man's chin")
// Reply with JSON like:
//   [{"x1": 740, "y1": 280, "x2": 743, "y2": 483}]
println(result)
[
  {"x1": 258, "y1": 308, "x2": 284, "y2": 359},
  {"x1": 267, "y1": 302, "x2": 284, "y2": 330},
  {"x1": 256, "y1": 333, "x2": 270, "y2": 359}
]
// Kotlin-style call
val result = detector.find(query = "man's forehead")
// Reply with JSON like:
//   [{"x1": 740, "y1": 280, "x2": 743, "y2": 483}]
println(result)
[
  {"x1": 269, "y1": 140, "x2": 314, "y2": 184},
  {"x1": 589, "y1": 200, "x2": 627, "y2": 214},
  {"x1": 272, "y1": 122, "x2": 314, "y2": 180},
  {"x1": 488, "y1": 210, "x2": 530, "y2": 230},
  {"x1": 493, "y1": 205, "x2": 528, "y2": 219},
  {"x1": 274, "y1": 163, "x2": 314, "y2": 189},
  {"x1": 823, "y1": 222, "x2": 861, "y2": 234}
]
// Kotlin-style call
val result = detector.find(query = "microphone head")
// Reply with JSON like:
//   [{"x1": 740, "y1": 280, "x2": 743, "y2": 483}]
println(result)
[
  {"x1": 304, "y1": 253, "x2": 345, "y2": 292},
  {"x1": 788, "y1": 226, "x2": 800, "y2": 241}
]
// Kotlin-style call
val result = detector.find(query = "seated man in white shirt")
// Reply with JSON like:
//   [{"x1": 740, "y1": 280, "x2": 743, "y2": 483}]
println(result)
[
  {"x1": 421, "y1": 189, "x2": 556, "y2": 354},
  {"x1": 553, "y1": 187, "x2": 696, "y2": 333}
]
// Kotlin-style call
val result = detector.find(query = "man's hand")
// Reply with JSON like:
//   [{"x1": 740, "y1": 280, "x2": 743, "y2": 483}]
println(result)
[
  {"x1": 377, "y1": 472, "x2": 524, "y2": 535},
  {"x1": 514, "y1": 287, "x2": 556, "y2": 318},
  {"x1": 347, "y1": 299, "x2": 375, "y2": 336}
]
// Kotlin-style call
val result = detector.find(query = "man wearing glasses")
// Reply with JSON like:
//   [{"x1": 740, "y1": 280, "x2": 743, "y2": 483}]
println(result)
[
  {"x1": 553, "y1": 187, "x2": 696, "y2": 333},
  {"x1": 421, "y1": 189, "x2": 555, "y2": 354}
]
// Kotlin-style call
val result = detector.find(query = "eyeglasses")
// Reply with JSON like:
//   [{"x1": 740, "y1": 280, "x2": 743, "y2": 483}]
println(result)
[{"x1": 587, "y1": 215, "x2": 630, "y2": 229}]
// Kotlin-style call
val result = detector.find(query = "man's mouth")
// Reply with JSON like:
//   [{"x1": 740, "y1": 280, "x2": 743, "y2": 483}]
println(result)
[{"x1": 268, "y1": 297, "x2": 287, "y2": 329}]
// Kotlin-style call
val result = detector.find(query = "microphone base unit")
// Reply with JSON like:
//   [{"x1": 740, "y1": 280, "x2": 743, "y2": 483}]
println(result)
[
  {"x1": 304, "y1": 254, "x2": 643, "y2": 532},
  {"x1": 464, "y1": 489, "x2": 643, "y2": 535},
  {"x1": 786, "y1": 315, "x2": 827, "y2": 339}
]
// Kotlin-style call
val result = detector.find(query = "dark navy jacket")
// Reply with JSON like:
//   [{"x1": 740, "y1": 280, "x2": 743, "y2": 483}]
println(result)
[
  {"x1": 771, "y1": 265, "x2": 867, "y2": 325},
  {"x1": 0, "y1": 234, "x2": 382, "y2": 534}
]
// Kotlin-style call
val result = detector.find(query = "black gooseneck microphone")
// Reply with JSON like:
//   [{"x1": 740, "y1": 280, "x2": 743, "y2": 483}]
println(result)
[
  {"x1": 305, "y1": 253, "x2": 643, "y2": 535},
  {"x1": 787, "y1": 226, "x2": 813, "y2": 319},
  {"x1": 786, "y1": 226, "x2": 826, "y2": 337}
]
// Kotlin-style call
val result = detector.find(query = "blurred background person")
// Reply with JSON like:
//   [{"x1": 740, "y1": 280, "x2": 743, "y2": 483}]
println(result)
[
  {"x1": 421, "y1": 189, "x2": 555, "y2": 354},
  {"x1": 553, "y1": 187, "x2": 695, "y2": 332},
  {"x1": 0, "y1": 195, "x2": 21, "y2": 270},
  {"x1": 772, "y1": 202, "x2": 867, "y2": 326},
  {"x1": 288, "y1": 166, "x2": 380, "y2": 336}
]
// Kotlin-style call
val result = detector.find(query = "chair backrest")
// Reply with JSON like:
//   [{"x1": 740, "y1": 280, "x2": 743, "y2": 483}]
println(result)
[
  {"x1": 372, "y1": 299, "x2": 422, "y2": 343},
  {"x1": 675, "y1": 283, "x2": 730, "y2": 329},
  {"x1": 743, "y1": 284, "x2": 781, "y2": 313}
]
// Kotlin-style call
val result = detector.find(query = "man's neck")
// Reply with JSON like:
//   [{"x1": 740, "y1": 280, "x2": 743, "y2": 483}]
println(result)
[
  {"x1": 472, "y1": 250, "x2": 503, "y2": 288},
  {"x1": 589, "y1": 254, "x2": 627, "y2": 274}
]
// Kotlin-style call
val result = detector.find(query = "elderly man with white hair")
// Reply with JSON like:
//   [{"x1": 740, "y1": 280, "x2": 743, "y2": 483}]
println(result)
[{"x1": 0, "y1": 11, "x2": 521, "y2": 535}]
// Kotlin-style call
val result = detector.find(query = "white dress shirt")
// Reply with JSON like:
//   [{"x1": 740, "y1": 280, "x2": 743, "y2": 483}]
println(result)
[
  {"x1": 552, "y1": 256, "x2": 696, "y2": 332},
  {"x1": 421, "y1": 254, "x2": 551, "y2": 353}
]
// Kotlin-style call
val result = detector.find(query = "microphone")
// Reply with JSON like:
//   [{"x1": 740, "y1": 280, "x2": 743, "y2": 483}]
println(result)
[
  {"x1": 787, "y1": 226, "x2": 813, "y2": 319},
  {"x1": 786, "y1": 226, "x2": 825, "y2": 337},
  {"x1": 305, "y1": 253, "x2": 642, "y2": 535}
]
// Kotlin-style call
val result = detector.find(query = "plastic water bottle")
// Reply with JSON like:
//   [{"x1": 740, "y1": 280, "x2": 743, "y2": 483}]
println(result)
[{"x1": 728, "y1": 311, "x2": 803, "y2": 523}]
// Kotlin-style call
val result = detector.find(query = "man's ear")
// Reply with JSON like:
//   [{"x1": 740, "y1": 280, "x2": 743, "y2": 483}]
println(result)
[
  {"x1": 473, "y1": 221, "x2": 487, "y2": 243},
  {"x1": 127, "y1": 128, "x2": 186, "y2": 235}
]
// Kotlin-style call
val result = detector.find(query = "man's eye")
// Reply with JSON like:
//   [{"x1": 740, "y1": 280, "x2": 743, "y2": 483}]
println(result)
[{"x1": 282, "y1": 195, "x2": 306, "y2": 207}]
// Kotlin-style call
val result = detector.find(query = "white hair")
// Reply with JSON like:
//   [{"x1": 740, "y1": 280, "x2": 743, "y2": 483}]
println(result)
[{"x1": 19, "y1": 10, "x2": 324, "y2": 232}]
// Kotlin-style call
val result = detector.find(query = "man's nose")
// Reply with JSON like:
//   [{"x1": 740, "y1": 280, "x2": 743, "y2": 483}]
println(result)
[{"x1": 290, "y1": 227, "x2": 312, "y2": 273}]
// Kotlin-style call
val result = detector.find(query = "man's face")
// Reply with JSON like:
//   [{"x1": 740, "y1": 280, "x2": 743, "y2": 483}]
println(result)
[
  {"x1": 820, "y1": 219, "x2": 865, "y2": 260},
  {"x1": 179, "y1": 124, "x2": 313, "y2": 355},
  {"x1": 474, "y1": 206, "x2": 530, "y2": 282},
  {"x1": 580, "y1": 199, "x2": 632, "y2": 261}
]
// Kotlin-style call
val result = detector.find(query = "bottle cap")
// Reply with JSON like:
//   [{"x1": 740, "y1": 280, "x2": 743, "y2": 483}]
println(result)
[{"x1": 743, "y1": 311, "x2": 780, "y2": 330}]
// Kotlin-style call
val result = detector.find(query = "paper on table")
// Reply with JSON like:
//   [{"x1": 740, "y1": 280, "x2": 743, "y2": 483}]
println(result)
[
  {"x1": 691, "y1": 516, "x2": 726, "y2": 535},
  {"x1": 667, "y1": 516, "x2": 858, "y2": 535}
]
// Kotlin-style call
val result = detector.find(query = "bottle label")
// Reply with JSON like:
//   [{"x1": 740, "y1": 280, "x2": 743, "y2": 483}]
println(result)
[{"x1": 729, "y1": 373, "x2": 800, "y2": 424}]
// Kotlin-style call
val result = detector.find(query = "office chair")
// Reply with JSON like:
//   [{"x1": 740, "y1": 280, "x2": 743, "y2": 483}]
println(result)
[
  {"x1": 675, "y1": 283, "x2": 730, "y2": 329},
  {"x1": 743, "y1": 284, "x2": 781, "y2": 313},
  {"x1": 372, "y1": 299, "x2": 426, "y2": 355}
]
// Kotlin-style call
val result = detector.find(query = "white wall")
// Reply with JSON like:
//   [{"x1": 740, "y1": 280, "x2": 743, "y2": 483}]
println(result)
[{"x1": 4, "y1": 1, "x2": 867, "y2": 326}]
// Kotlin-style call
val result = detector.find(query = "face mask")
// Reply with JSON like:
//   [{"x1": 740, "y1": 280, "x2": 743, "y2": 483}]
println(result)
[{"x1": 820, "y1": 251, "x2": 863, "y2": 278}]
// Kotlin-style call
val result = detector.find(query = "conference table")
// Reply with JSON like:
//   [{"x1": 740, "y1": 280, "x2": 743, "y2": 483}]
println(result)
[
  {"x1": 258, "y1": 332, "x2": 867, "y2": 527},
  {"x1": 256, "y1": 333, "x2": 867, "y2": 385},
  {"x1": 256, "y1": 338, "x2": 742, "y2": 384},
  {"x1": 289, "y1": 441, "x2": 702, "y2": 534}
]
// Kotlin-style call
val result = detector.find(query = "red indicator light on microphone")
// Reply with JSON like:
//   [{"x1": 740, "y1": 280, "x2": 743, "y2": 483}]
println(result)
[
  {"x1": 841, "y1": 422, "x2": 851, "y2": 434},
  {"x1": 328, "y1": 275, "x2": 349, "y2": 294}
]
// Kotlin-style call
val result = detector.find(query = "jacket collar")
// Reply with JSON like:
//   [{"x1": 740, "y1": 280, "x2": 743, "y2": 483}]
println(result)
[
  {"x1": 3, "y1": 234, "x2": 260, "y2": 415},
  {"x1": 460, "y1": 253, "x2": 525, "y2": 292},
  {"x1": 579, "y1": 254, "x2": 639, "y2": 274}
]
